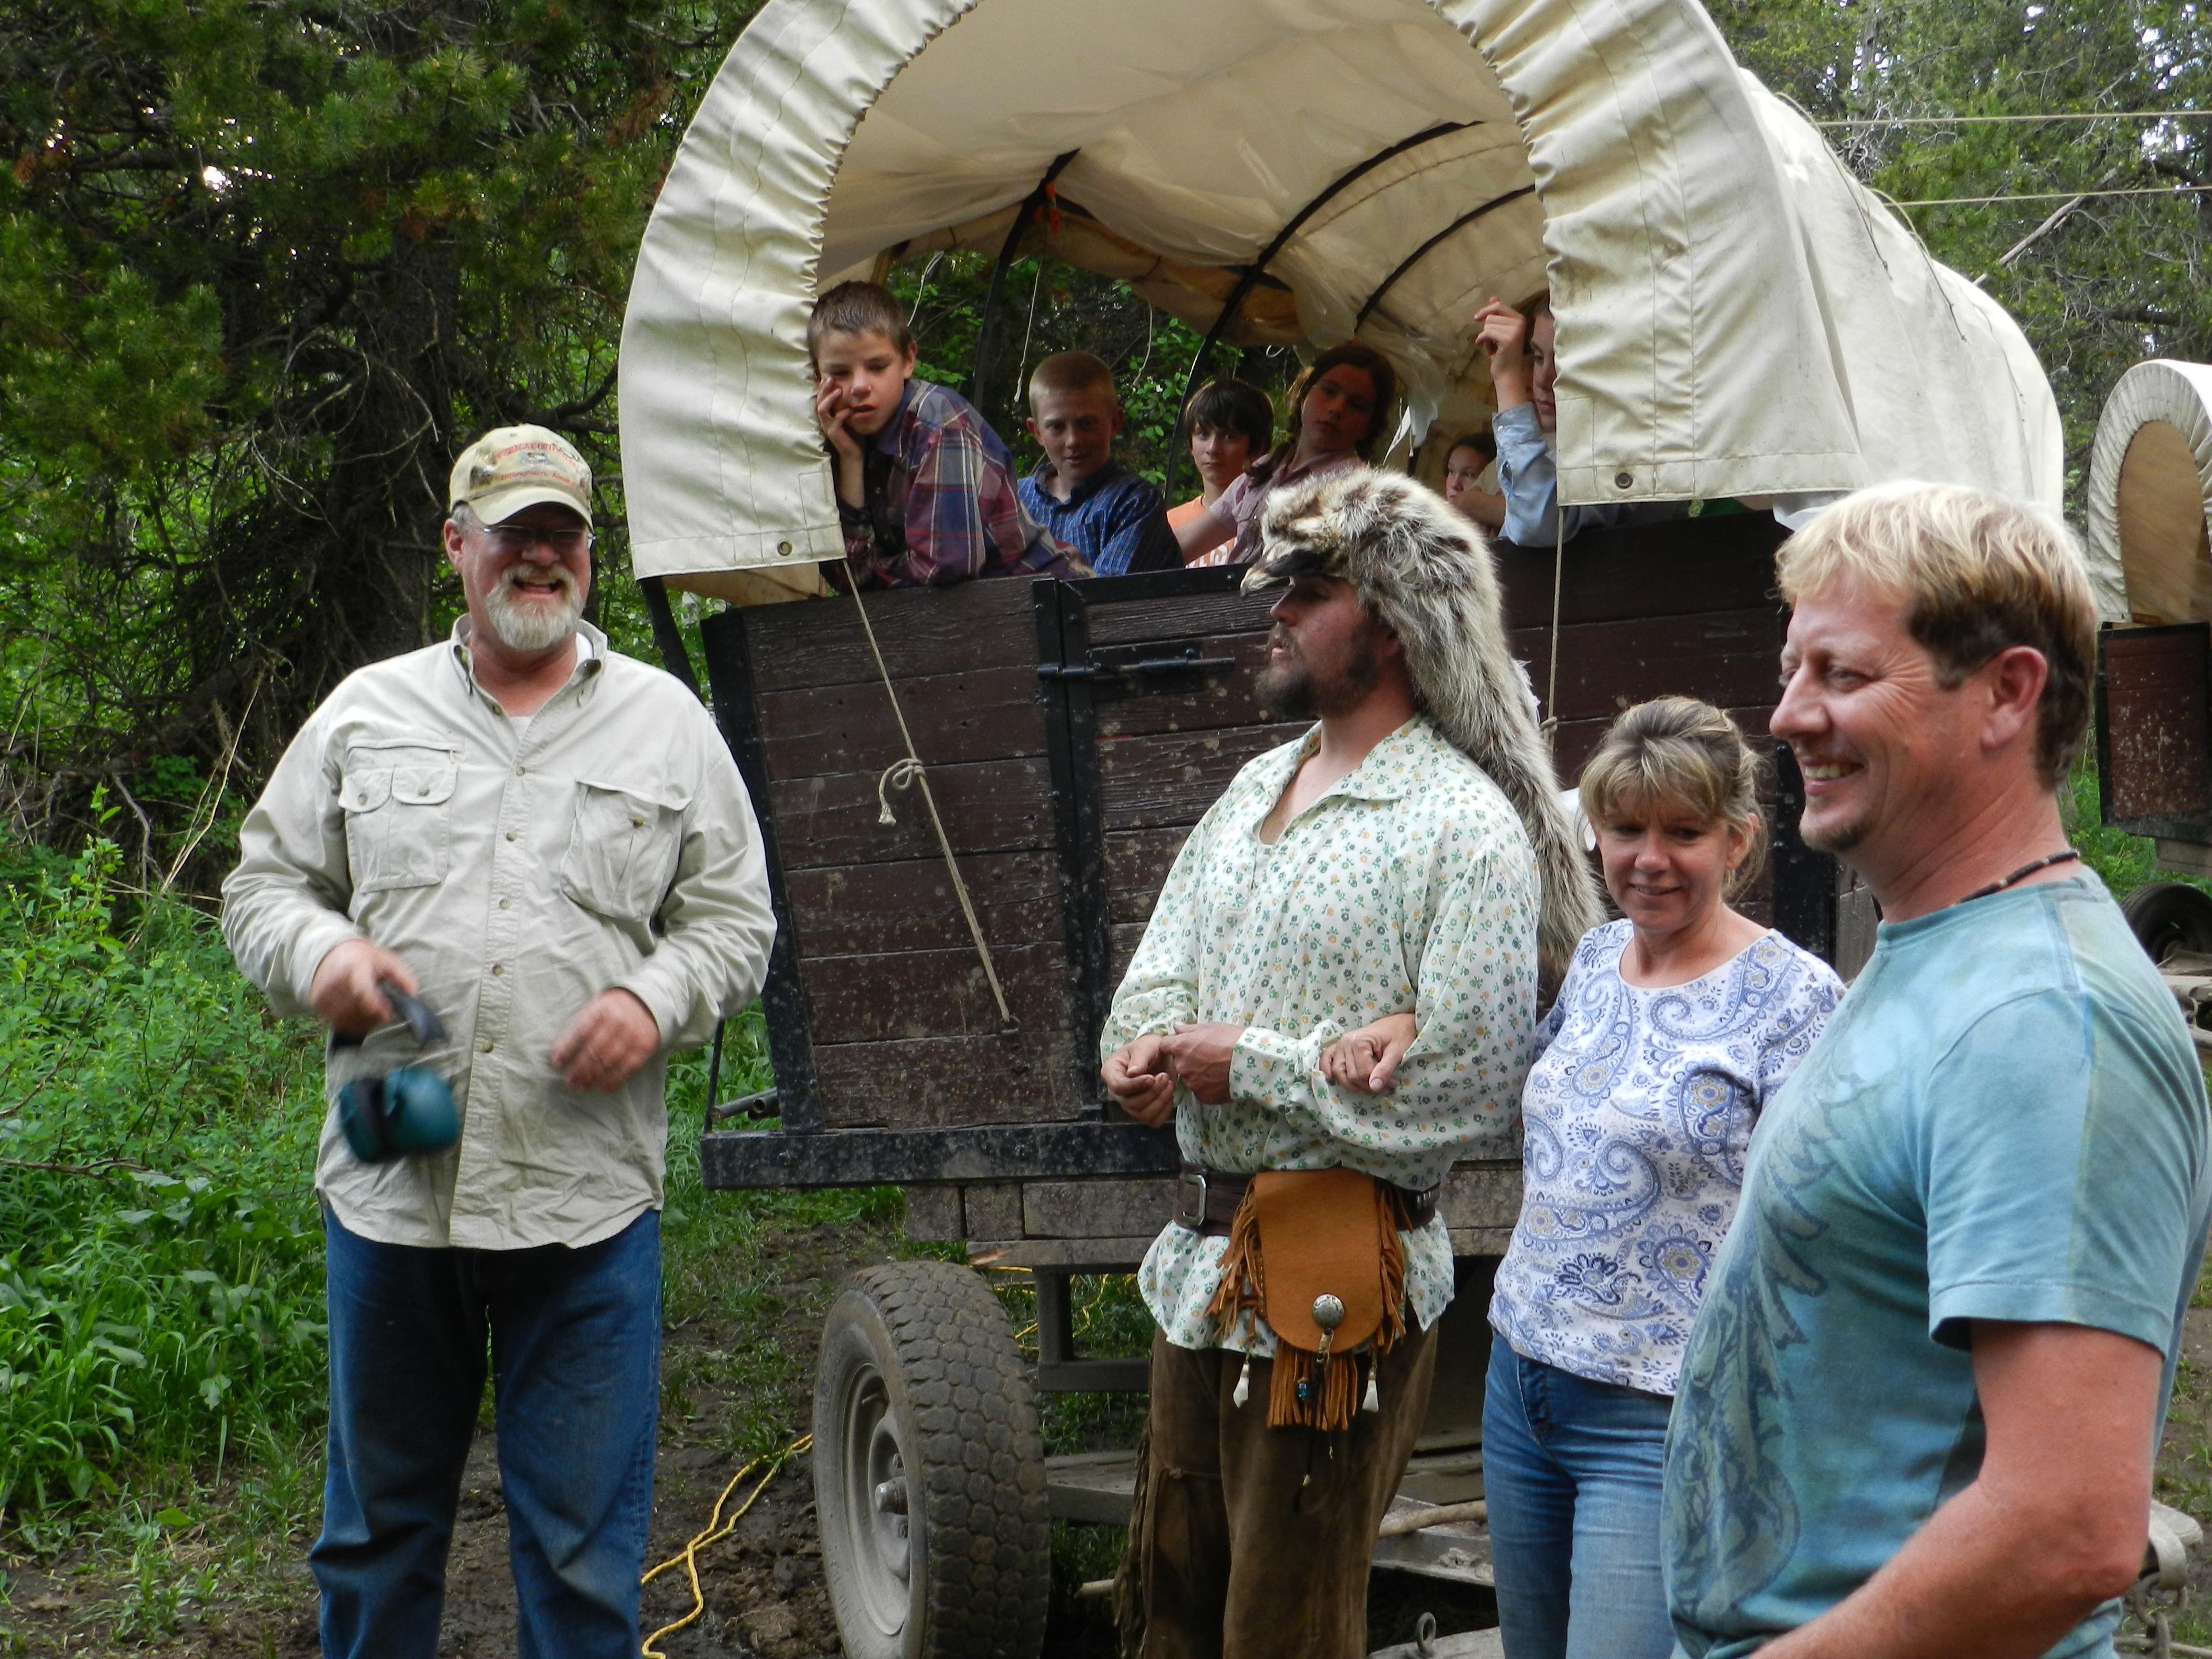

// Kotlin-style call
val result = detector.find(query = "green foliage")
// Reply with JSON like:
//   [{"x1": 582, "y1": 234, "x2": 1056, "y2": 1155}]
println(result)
[
  {"x1": 0, "y1": 0, "x2": 762, "y2": 858},
  {"x1": 1708, "y1": 0, "x2": 2212, "y2": 504},
  {"x1": 0, "y1": 832, "x2": 326, "y2": 1527},
  {"x1": 2067, "y1": 757, "x2": 2161, "y2": 900}
]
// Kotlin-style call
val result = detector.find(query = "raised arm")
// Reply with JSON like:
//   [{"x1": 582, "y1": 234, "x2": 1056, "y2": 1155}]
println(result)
[
  {"x1": 1491, "y1": 402, "x2": 1594, "y2": 547},
  {"x1": 1174, "y1": 501, "x2": 1234, "y2": 560}
]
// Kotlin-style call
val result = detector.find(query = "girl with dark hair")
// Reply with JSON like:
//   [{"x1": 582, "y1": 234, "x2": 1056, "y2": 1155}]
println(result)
[
  {"x1": 1172, "y1": 340, "x2": 1398, "y2": 566},
  {"x1": 1168, "y1": 377, "x2": 1275, "y2": 565}
]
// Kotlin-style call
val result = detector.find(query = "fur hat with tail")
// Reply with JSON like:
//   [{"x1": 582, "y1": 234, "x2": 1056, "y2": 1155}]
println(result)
[{"x1": 1243, "y1": 466, "x2": 1600, "y2": 976}]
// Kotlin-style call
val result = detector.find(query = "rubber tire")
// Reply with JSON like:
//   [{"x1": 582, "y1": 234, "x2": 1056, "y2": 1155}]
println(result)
[
  {"x1": 2122, "y1": 880, "x2": 2212, "y2": 964},
  {"x1": 813, "y1": 1260, "x2": 1051, "y2": 1659}
]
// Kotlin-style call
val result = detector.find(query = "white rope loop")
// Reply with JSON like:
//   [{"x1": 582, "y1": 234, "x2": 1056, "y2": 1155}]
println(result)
[
  {"x1": 848, "y1": 582, "x2": 1018, "y2": 1030},
  {"x1": 876, "y1": 756, "x2": 924, "y2": 823}
]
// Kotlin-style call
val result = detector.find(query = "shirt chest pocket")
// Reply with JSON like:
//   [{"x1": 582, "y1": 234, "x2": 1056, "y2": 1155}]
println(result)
[
  {"x1": 559, "y1": 779, "x2": 689, "y2": 923},
  {"x1": 339, "y1": 744, "x2": 459, "y2": 895}
]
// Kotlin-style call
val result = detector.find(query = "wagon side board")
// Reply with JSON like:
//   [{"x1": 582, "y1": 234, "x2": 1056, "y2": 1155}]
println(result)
[
  {"x1": 692, "y1": 512, "x2": 1836, "y2": 1191},
  {"x1": 2097, "y1": 620, "x2": 2212, "y2": 861}
]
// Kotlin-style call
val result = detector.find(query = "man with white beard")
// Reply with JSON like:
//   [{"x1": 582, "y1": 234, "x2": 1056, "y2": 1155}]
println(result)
[{"x1": 222, "y1": 426, "x2": 775, "y2": 1658}]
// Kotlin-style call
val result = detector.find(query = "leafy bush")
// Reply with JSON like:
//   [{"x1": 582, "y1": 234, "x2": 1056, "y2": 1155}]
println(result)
[{"x1": 0, "y1": 834, "x2": 326, "y2": 1526}]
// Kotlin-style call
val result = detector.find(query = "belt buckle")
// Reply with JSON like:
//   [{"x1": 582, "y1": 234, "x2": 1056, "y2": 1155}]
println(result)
[{"x1": 1174, "y1": 1168, "x2": 1209, "y2": 1230}]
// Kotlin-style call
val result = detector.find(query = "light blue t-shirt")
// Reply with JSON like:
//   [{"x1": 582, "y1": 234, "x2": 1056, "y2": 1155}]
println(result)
[{"x1": 1664, "y1": 876, "x2": 2212, "y2": 1658}]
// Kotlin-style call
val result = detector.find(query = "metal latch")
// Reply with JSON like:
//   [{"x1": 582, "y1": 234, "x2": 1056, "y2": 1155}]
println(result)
[{"x1": 1037, "y1": 644, "x2": 1237, "y2": 682}]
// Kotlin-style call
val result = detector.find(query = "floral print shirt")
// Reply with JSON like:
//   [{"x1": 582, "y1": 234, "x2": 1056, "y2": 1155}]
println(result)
[
  {"x1": 1490, "y1": 919, "x2": 1843, "y2": 1394},
  {"x1": 1101, "y1": 716, "x2": 1541, "y2": 1354}
]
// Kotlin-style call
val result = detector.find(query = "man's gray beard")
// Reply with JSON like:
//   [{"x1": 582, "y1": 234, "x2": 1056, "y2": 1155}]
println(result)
[{"x1": 484, "y1": 575, "x2": 582, "y2": 652}]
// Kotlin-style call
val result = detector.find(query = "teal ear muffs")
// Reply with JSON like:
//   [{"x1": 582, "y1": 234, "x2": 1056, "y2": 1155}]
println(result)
[{"x1": 336, "y1": 980, "x2": 460, "y2": 1163}]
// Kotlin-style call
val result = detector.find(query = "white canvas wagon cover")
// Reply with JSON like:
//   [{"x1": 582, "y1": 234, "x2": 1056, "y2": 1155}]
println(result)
[
  {"x1": 2088, "y1": 359, "x2": 2212, "y2": 627},
  {"x1": 619, "y1": 0, "x2": 2062, "y2": 584}
]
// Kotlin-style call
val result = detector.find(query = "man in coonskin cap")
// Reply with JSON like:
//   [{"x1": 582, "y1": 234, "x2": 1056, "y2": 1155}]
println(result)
[
  {"x1": 1099, "y1": 464, "x2": 1597, "y2": 1657},
  {"x1": 223, "y1": 426, "x2": 776, "y2": 1658}
]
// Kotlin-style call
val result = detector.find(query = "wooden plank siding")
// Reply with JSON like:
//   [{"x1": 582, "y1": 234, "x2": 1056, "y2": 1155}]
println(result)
[
  {"x1": 1494, "y1": 513, "x2": 1785, "y2": 631},
  {"x1": 783, "y1": 853, "x2": 1061, "y2": 958},
  {"x1": 767, "y1": 757, "x2": 1056, "y2": 869},
  {"x1": 741, "y1": 581, "x2": 1074, "y2": 1129},
  {"x1": 729, "y1": 514, "x2": 1797, "y2": 1139},
  {"x1": 1095, "y1": 722, "x2": 1310, "y2": 831},
  {"x1": 798, "y1": 942, "x2": 1070, "y2": 1045},
  {"x1": 744, "y1": 575, "x2": 1039, "y2": 691},
  {"x1": 755, "y1": 664, "x2": 1046, "y2": 777},
  {"x1": 1508, "y1": 608, "x2": 1783, "y2": 726},
  {"x1": 810, "y1": 1029, "x2": 1084, "y2": 1128}
]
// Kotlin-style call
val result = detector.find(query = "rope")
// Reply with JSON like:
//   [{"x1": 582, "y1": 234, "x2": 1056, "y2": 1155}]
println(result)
[
  {"x1": 1816, "y1": 109, "x2": 2212, "y2": 127},
  {"x1": 1893, "y1": 183, "x2": 2212, "y2": 207},
  {"x1": 640, "y1": 1432, "x2": 813, "y2": 1658},
  {"x1": 848, "y1": 582, "x2": 1017, "y2": 1028},
  {"x1": 1542, "y1": 505, "x2": 1566, "y2": 737}
]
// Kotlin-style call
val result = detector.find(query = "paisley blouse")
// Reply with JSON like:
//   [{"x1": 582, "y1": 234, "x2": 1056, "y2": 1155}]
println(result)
[{"x1": 1489, "y1": 919, "x2": 1842, "y2": 1395}]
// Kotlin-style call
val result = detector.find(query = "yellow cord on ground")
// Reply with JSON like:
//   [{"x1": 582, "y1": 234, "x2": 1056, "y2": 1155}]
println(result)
[{"x1": 640, "y1": 1432, "x2": 813, "y2": 1658}]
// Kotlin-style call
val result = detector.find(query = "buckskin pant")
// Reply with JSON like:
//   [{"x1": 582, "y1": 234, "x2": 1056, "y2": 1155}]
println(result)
[{"x1": 1117, "y1": 1321, "x2": 1439, "y2": 1658}]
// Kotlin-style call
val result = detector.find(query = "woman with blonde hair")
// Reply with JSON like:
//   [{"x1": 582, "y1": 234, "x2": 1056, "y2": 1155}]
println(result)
[{"x1": 1324, "y1": 696, "x2": 1843, "y2": 1658}]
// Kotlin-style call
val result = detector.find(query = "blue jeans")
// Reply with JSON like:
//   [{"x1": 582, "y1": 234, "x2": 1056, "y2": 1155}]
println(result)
[
  {"x1": 1482, "y1": 1338, "x2": 1676, "y2": 1659},
  {"x1": 313, "y1": 1208, "x2": 661, "y2": 1659}
]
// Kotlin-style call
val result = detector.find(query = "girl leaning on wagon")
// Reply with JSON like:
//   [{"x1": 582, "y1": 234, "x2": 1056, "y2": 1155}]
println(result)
[{"x1": 1331, "y1": 696, "x2": 1844, "y2": 1659}]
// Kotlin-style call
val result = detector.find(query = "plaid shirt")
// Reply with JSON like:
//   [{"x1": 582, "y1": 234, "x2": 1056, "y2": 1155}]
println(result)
[
  {"x1": 1018, "y1": 459, "x2": 1183, "y2": 577},
  {"x1": 838, "y1": 380, "x2": 1086, "y2": 588}
]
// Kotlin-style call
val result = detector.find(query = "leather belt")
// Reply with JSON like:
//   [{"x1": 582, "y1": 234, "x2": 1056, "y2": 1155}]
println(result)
[{"x1": 1172, "y1": 1164, "x2": 1439, "y2": 1238}]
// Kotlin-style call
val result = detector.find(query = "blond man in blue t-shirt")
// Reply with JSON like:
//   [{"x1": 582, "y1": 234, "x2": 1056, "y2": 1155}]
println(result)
[{"x1": 1664, "y1": 483, "x2": 2212, "y2": 1659}]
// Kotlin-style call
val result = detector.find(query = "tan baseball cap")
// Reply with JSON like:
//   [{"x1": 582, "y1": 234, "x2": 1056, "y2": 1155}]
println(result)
[{"x1": 448, "y1": 425, "x2": 593, "y2": 527}]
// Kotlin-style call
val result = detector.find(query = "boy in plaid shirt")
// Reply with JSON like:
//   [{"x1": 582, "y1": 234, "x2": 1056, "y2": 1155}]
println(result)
[{"x1": 812, "y1": 281, "x2": 1086, "y2": 588}]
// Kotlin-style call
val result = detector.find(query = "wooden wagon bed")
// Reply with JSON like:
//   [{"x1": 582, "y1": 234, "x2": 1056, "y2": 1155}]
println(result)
[{"x1": 687, "y1": 508, "x2": 1832, "y2": 1214}]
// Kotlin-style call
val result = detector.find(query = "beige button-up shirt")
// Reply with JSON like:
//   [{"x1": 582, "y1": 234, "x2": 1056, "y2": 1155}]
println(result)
[{"x1": 222, "y1": 619, "x2": 776, "y2": 1251}]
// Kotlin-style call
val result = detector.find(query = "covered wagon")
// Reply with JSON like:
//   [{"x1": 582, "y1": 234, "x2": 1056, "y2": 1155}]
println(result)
[
  {"x1": 2089, "y1": 360, "x2": 2212, "y2": 968},
  {"x1": 613, "y1": 0, "x2": 2059, "y2": 1651}
]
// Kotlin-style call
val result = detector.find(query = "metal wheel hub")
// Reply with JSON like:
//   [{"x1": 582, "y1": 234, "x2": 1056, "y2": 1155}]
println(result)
[{"x1": 838, "y1": 1363, "x2": 912, "y2": 1637}]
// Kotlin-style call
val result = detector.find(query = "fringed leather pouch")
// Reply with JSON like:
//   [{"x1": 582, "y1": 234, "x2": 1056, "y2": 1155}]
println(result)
[{"x1": 1203, "y1": 1167, "x2": 1407, "y2": 1430}]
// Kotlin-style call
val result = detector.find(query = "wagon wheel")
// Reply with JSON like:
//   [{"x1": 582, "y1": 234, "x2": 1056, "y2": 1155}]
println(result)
[
  {"x1": 813, "y1": 1260, "x2": 1051, "y2": 1659},
  {"x1": 2122, "y1": 881, "x2": 2212, "y2": 966}
]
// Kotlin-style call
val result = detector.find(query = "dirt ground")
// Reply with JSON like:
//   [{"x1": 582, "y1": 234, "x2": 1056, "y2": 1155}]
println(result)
[
  {"x1": 13, "y1": 1245, "x2": 2208, "y2": 1656},
  {"x1": 0, "y1": 1214, "x2": 888, "y2": 1659}
]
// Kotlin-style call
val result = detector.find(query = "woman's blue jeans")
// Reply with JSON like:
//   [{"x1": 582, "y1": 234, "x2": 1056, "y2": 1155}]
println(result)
[
  {"x1": 1482, "y1": 1338, "x2": 1677, "y2": 1659},
  {"x1": 312, "y1": 1207, "x2": 661, "y2": 1659}
]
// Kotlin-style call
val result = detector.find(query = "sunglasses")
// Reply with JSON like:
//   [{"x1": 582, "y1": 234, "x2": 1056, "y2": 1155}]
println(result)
[{"x1": 476, "y1": 525, "x2": 592, "y2": 558}]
